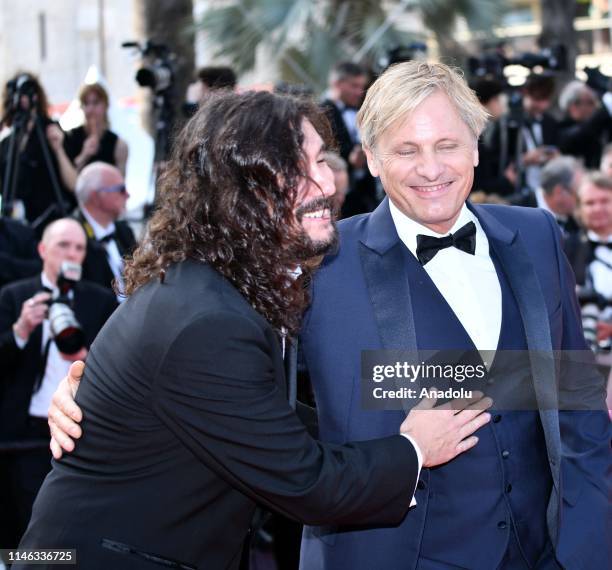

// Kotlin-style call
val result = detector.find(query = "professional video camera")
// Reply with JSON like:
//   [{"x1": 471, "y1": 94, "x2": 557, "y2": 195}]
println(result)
[
  {"x1": 376, "y1": 42, "x2": 428, "y2": 74},
  {"x1": 46, "y1": 261, "x2": 85, "y2": 355},
  {"x1": 122, "y1": 40, "x2": 176, "y2": 94},
  {"x1": 122, "y1": 39, "x2": 177, "y2": 165},
  {"x1": 468, "y1": 43, "x2": 567, "y2": 80}
]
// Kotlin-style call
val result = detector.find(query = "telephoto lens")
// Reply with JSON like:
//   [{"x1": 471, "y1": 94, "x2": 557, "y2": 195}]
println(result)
[{"x1": 48, "y1": 261, "x2": 85, "y2": 354}]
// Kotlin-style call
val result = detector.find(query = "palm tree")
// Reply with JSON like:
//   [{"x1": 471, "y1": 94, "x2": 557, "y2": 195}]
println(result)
[{"x1": 197, "y1": 0, "x2": 503, "y2": 93}]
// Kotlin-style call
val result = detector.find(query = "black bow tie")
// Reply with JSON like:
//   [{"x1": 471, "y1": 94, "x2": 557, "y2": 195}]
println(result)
[
  {"x1": 416, "y1": 222, "x2": 477, "y2": 265},
  {"x1": 99, "y1": 232, "x2": 116, "y2": 244},
  {"x1": 589, "y1": 239, "x2": 612, "y2": 250}
]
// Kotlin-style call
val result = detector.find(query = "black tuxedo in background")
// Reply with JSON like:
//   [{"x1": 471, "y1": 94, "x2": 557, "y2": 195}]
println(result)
[
  {"x1": 20, "y1": 260, "x2": 418, "y2": 570},
  {"x1": 0, "y1": 218, "x2": 41, "y2": 289},
  {"x1": 73, "y1": 210, "x2": 137, "y2": 292},
  {"x1": 486, "y1": 112, "x2": 559, "y2": 191},
  {"x1": 321, "y1": 99, "x2": 379, "y2": 217},
  {"x1": 0, "y1": 276, "x2": 117, "y2": 548}
]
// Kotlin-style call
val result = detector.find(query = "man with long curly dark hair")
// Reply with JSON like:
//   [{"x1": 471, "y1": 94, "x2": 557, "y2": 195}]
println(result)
[{"x1": 18, "y1": 91, "x2": 489, "y2": 569}]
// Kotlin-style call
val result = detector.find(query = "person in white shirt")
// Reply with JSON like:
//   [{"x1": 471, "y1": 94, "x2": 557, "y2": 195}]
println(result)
[
  {"x1": 73, "y1": 162, "x2": 136, "y2": 301},
  {"x1": 0, "y1": 218, "x2": 116, "y2": 552}
]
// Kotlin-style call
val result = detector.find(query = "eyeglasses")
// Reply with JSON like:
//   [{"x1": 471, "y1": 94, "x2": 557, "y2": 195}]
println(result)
[{"x1": 97, "y1": 184, "x2": 127, "y2": 195}]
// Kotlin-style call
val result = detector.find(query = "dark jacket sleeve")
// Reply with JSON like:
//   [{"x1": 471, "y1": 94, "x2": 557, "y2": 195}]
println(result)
[
  {"x1": 543, "y1": 212, "x2": 612, "y2": 570},
  {"x1": 0, "y1": 221, "x2": 41, "y2": 288},
  {"x1": 152, "y1": 311, "x2": 418, "y2": 527},
  {"x1": 0, "y1": 284, "x2": 24, "y2": 369}
]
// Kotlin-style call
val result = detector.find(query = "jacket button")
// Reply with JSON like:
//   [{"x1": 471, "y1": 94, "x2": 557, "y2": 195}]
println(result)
[
  {"x1": 417, "y1": 480, "x2": 426, "y2": 490},
  {"x1": 505, "y1": 484, "x2": 513, "y2": 493},
  {"x1": 493, "y1": 414, "x2": 502, "y2": 423},
  {"x1": 502, "y1": 450, "x2": 510, "y2": 459},
  {"x1": 497, "y1": 521, "x2": 508, "y2": 530}
]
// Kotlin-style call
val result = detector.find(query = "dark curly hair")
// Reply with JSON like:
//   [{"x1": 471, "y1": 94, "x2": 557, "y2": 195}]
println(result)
[{"x1": 124, "y1": 90, "x2": 334, "y2": 335}]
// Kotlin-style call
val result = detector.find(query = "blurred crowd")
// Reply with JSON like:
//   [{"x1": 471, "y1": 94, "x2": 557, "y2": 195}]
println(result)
[{"x1": 0, "y1": 60, "x2": 611, "y2": 568}]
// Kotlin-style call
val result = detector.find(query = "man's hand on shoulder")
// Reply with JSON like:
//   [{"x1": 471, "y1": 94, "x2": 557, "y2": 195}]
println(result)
[
  {"x1": 48, "y1": 361, "x2": 85, "y2": 459},
  {"x1": 400, "y1": 393, "x2": 492, "y2": 467}
]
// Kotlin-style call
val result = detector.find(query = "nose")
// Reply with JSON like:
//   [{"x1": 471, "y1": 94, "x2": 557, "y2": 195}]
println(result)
[
  {"x1": 415, "y1": 149, "x2": 443, "y2": 181},
  {"x1": 313, "y1": 164, "x2": 336, "y2": 199}
]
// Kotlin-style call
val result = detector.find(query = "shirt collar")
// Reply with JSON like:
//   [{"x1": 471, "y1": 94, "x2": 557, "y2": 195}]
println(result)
[
  {"x1": 388, "y1": 200, "x2": 489, "y2": 260},
  {"x1": 587, "y1": 229, "x2": 612, "y2": 243},
  {"x1": 41, "y1": 272, "x2": 57, "y2": 295},
  {"x1": 81, "y1": 206, "x2": 116, "y2": 240}
]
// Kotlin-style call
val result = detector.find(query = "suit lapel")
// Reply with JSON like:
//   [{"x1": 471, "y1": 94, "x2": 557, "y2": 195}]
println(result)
[
  {"x1": 471, "y1": 204, "x2": 561, "y2": 472},
  {"x1": 284, "y1": 337, "x2": 298, "y2": 410},
  {"x1": 359, "y1": 200, "x2": 417, "y2": 414}
]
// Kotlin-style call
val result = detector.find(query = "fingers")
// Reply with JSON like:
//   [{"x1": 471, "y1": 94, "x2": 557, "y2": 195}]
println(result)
[
  {"x1": 52, "y1": 376, "x2": 83, "y2": 422},
  {"x1": 458, "y1": 411, "x2": 491, "y2": 440},
  {"x1": 413, "y1": 396, "x2": 437, "y2": 410},
  {"x1": 456, "y1": 435, "x2": 479, "y2": 454},
  {"x1": 68, "y1": 361, "x2": 85, "y2": 397},
  {"x1": 50, "y1": 436, "x2": 63, "y2": 460},
  {"x1": 48, "y1": 420, "x2": 75, "y2": 454},
  {"x1": 48, "y1": 397, "x2": 82, "y2": 438}
]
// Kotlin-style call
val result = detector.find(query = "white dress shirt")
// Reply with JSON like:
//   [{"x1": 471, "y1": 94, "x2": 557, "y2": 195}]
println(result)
[
  {"x1": 389, "y1": 201, "x2": 503, "y2": 352},
  {"x1": 587, "y1": 230, "x2": 612, "y2": 301},
  {"x1": 24, "y1": 273, "x2": 73, "y2": 418},
  {"x1": 81, "y1": 206, "x2": 125, "y2": 301}
]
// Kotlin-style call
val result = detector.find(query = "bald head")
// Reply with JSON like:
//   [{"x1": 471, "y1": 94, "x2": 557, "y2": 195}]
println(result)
[{"x1": 39, "y1": 218, "x2": 87, "y2": 284}]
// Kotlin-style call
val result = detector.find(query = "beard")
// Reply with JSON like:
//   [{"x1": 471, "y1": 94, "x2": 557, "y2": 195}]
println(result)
[{"x1": 294, "y1": 196, "x2": 339, "y2": 258}]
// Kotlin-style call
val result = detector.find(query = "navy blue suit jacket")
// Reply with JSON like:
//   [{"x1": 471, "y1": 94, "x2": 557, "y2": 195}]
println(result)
[{"x1": 299, "y1": 199, "x2": 610, "y2": 570}]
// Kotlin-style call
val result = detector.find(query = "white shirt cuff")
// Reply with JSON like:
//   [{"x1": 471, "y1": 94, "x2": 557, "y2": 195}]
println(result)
[
  {"x1": 602, "y1": 92, "x2": 612, "y2": 117},
  {"x1": 13, "y1": 329, "x2": 27, "y2": 349},
  {"x1": 401, "y1": 433, "x2": 423, "y2": 507}
]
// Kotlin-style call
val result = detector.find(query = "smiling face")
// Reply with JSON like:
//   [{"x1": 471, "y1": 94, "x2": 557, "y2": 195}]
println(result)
[
  {"x1": 364, "y1": 90, "x2": 478, "y2": 234},
  {"x1": 294, "y1": 119, "x2": 337, "y2": 255}
]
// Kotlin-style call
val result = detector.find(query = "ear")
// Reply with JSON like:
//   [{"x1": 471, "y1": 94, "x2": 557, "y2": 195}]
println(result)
[
  {"x1": 363, "y1": 145, "x2": 380, "y2": 177},
  {"x1": 473, "y1": 142, "x2": 479, "y2": 167},
  {"x1": 37, "y1": 241, "x2": 45, "y2": 260}
]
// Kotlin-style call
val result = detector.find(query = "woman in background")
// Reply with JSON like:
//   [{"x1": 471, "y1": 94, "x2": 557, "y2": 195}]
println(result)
[{"x1": 64, "y1": 83, "x2": 128, "y2": 176}]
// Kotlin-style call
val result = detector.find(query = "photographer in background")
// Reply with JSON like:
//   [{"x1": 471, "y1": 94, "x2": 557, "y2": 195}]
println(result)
[
  {"x1": 486, "y1": 72, "x2": 560, "y2": 198},
  {"x1": 0, "y1": 72, "x2": 77, "y2": 232},
  {"x1": 0, "y1": 218, "x2": 116, "y2": 552},
  {"x1": 564, "y1": 172, "x2": 612, "y2": 352}
]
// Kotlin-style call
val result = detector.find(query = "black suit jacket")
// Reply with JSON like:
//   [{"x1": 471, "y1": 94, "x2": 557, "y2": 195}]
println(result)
[
  {"x1": 321, "y1": 99, "x2": 379, "y2": 217},
  {"x1": 74, "y1": 210, "x2": 137, "y2": 292},
  {"x1": 0, "y1": 218, "x2": 41, "y2": 289},
  {"x1": 0, "y1": 276, "x2": 117, "y2": 441},
  {"x1": 486, "y1": 112, "x2": 559, "y2": 184},
  {"x1": 20, "y1": 261, "x2": 418, "y2": 570},
  {"x1": 558, "y1": 106, "x2": 612, "y2": 169}
]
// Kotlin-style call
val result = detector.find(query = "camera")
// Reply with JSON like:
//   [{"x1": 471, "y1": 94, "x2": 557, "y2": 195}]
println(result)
[
  {"x1": 46, "y1": 261, "x2": 85, "y2": 355},
  {"x1": 122, "y1": 40, "x2": 175, "y2": 94},
  {"x1": 5, "y1": 73, "x2": 38, "y2": 115},
  {"x1": 468, "y1": 43, "x2": 567, "y2": 80}
]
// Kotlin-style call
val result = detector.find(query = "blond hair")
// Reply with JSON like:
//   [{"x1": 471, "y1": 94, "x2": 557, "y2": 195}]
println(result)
[{"x1": 357, "y1": 61, "x2": 489, "y2": 149}]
